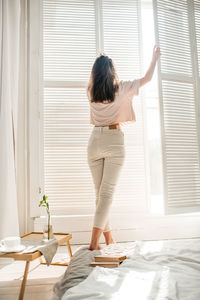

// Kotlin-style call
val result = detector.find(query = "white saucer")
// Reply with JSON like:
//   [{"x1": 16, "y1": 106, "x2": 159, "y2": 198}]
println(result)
[{"x1": 0, "y1": 244, "x2": 26, "y2": 253}]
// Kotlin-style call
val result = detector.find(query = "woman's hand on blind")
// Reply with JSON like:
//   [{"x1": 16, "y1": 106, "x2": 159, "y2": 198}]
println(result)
[
  {"x1": 152, "y1": 45, "x2": 162, "y2": 62},
  {"x1": 139, "y1": 45, "x2": 161, "y2": 88}
]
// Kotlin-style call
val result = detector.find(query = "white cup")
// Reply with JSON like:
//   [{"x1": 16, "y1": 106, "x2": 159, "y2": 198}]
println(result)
[{"x1": 0, "y1": 236, "x2": 21, "y2": 250}]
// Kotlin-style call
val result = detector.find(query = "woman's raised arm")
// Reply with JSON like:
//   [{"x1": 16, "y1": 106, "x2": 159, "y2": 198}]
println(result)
[{"x1": 139, "y1": 45, "x2": 161, "y2": 88}]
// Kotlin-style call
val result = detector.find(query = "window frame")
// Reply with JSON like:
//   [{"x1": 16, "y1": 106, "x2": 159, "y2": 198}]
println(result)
[{"x1": 29, "y1": 0, "x2": 44, "y2": 217}]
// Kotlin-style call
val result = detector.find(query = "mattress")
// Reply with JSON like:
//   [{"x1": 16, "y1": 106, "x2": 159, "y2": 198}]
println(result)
[{"x1": 52, "y1": 238, "x2": 200, "y2": 300}]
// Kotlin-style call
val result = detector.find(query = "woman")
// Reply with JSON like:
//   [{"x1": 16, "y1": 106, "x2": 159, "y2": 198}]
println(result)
[{"x1": 87, "y1": 45, "x2": 161, "y2": 250}]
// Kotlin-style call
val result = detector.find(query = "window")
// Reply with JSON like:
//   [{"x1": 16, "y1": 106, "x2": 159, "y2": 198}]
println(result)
[{"x1": 38, "y1": 0, "x2": 149, "y2": 221}]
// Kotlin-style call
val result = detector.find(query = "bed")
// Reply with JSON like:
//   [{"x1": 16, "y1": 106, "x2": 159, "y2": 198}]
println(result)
[{"x1": 52, "y1": 238, "x2": 200, "y2": 300}]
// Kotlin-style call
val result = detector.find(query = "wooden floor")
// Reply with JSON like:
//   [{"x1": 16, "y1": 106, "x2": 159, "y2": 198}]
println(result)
[{"x1": 0, "y1": 243, "x2": 91, "y2": 300}]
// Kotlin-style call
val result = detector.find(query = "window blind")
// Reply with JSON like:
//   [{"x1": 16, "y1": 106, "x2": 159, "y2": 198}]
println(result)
[
  {"x1": 43, "y1": 0, "x2": 97, "y2": 215},
  {"x1": 44, "y1": 0, "x2": 96, "y2": 81},
  {"x1": 153, "y1": 0, "x2": 200, "y2": 214},
  {"x1": 194, "y1": 0, "x2": 200, "y2": 77},
  {"x1": 43, "y1": 0, "x2": 147, "y2": 216}
]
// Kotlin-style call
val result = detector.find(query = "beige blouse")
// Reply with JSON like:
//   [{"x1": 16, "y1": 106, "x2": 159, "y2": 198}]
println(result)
[{"x1": 87, "y1": 79, "x2": 140, "y2": 126}]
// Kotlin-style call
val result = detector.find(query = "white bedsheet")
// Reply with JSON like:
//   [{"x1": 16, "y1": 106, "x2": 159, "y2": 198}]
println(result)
[{"x1": 61, "y1": 238, "x2": 200, "y2": 300}]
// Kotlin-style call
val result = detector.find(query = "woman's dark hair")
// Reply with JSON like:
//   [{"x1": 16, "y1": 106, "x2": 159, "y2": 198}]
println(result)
[{"x1": 87, "y1": 53, "x2": 119, "y2": 103}]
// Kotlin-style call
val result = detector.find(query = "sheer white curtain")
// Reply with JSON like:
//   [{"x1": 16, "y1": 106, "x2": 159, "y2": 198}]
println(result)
[{"x1": 0, "y1": 0, "x2": 22, "y2": 238}]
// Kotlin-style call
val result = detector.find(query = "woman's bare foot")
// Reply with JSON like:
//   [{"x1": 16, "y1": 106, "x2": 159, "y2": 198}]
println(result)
[
  {"x1": 105, "y1": 238, "x2": 116, "y2": 245},
  {"x1": 88, "y1": 226, "x2": 104, "y2": 251},
  {"x1": 103, "y1": 231, "x2": 117, "y2": 245},
  {"x1": 88, "y1": 243, "x2": 103, "y2": 251}
]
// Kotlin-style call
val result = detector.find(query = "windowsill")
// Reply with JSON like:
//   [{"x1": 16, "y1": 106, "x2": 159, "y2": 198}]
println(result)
[{"x1": 35, "y1": 211, "x2": 200, "y2": 220}]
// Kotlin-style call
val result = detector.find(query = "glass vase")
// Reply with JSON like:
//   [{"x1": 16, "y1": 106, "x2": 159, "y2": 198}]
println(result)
[{"x1": 42, "y1": 215, "x2": 54, "y2": 241}]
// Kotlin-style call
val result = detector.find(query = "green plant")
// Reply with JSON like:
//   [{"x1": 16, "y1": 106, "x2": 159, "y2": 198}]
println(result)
[{"x1": 39, "y1": 194, "x2": 51, "y2": 240}]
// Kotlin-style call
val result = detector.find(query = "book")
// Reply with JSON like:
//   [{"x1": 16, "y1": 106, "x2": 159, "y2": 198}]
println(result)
[
  {"x1": 94, "y1": 255, "x2": 127, "y2": 263},
  {"x1": 90, "y1": 261, "x2": 120, "y2": 268}
]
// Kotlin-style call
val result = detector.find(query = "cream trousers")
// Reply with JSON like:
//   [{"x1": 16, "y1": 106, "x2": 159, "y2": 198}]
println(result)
[{"x1": 87, "y1": 125, "x2": 125, "y2": 232}]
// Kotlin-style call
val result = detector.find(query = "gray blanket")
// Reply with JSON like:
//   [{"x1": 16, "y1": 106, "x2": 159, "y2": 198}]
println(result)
[{"x1": 52, "y1": 245, "x2": 101, "y2": 300}]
